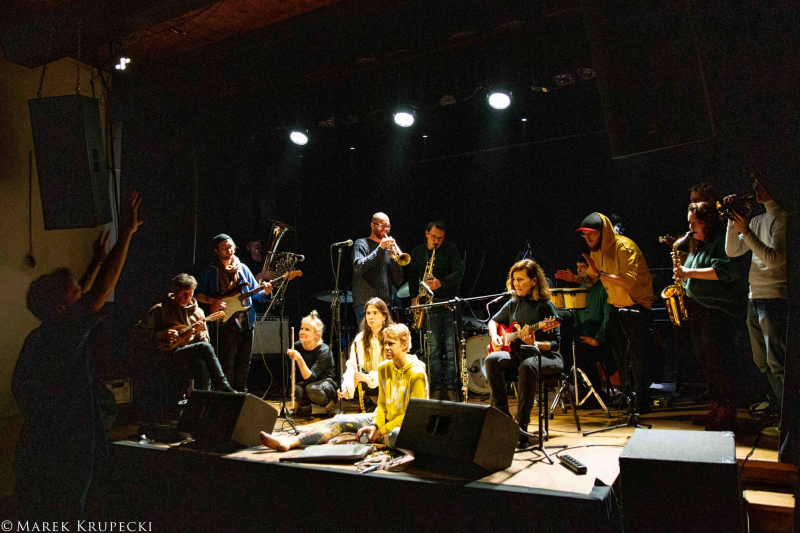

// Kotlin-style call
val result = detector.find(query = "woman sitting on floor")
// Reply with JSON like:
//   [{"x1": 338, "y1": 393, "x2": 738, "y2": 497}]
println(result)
[
  {"x1": 260, "y1": 323, "x2": 427, "y2": 450},
  {"x1": 339, "y1": 297, "x2": 393, "y2": 410},
  {"x1": 288, "y1": 310, "x2": 339, "y2": 418}
]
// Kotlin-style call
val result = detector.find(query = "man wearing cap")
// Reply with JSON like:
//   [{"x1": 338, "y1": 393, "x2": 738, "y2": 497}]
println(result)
[
  {"x1": 556, "y1": 213, "x2": 654, "y2": 412},
  {"x1": 195, "y1": 234, "x2": 273, "y2": 392}
]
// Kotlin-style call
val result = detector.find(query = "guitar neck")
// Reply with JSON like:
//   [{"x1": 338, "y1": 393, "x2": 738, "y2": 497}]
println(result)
[
  {"x1": 505, "y1": 321, "x2": 547, "y2": 343},
  {"x1": 239, "y1": 273, "x2": 286, "y2": 301}
]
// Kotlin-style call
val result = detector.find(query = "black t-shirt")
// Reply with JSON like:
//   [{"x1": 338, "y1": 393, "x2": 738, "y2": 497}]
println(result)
[
  {"x1": 491, "y1": 297, "x2": 561, "y2": 352},
  {"x1": 294, "y1": 341, "x2": 338, "y2": 385}
]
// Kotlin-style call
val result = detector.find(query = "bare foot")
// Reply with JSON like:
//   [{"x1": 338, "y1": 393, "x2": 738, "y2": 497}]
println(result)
[{"x1": 259, "y1": 431, "x2": 299, "y2": 452}]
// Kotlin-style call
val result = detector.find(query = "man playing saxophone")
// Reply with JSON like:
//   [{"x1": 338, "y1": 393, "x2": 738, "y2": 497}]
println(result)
[
  {"x1": 674, "y1": 202, "x2": 747, "y2": 431},
  {"x1": 352, "y1": 212, "x2": 405, "y2": 326},
  {"x1": 408, "y1": 221, "x2": 463, "y2": 401}
]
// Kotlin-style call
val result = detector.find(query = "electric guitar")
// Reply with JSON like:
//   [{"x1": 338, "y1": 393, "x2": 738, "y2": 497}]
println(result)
[
  {"x1": 216, "y1": 270, "x2": 303, "y2": 323},
  {"x1": 158, "y1": 311, "x2": 225, "y2": 351},
  {"x1": 488, "y1": 317, "x2": 561, "y2": 353}
]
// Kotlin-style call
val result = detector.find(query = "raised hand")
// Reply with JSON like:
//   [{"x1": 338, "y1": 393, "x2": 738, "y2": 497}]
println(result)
[
  {"x1": 121, "y1": 190, "x2": 144, "y2": 235},
  {"x1": 92, "y1": 230, "x2": 110, "y2": 262}
]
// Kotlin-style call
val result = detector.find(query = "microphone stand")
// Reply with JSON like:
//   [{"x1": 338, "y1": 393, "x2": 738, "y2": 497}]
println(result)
[
  {"x1": 329, "y1": 244, "x2": 345, "y2": 413},
  {"x1": 276, "y1": 272, "x2": 298, "y2": 435},
  {"x1": 583, "y1": 308, "x2": 651, "y2": 436},
  {"x1": 410, "y1": 291, "x2": 512, "y2": 403}
]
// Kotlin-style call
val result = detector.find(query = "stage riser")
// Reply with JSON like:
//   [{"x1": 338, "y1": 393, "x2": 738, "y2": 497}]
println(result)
[{"x1": 98, "y1": 443, "x2": 620, "y2": 533}]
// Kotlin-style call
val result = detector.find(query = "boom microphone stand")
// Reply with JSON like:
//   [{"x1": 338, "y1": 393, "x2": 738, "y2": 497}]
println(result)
[
  {"x1": 329, "y1": 242, "x2": 348, "y2": 414},
  {"x1": 410, "y1": 291, "x2": 512, "y2": 403},
  {"x1": 583, "y1": 308, "x2": 651, "y2": 436}
]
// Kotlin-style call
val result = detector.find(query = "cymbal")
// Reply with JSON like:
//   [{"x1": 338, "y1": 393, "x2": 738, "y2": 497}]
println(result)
[
  {"x1": 397, "y1": 282, "x2": 410, "y2": 299},
  {"x1": 315, "y1": 290, "x2": 353, "y2": 303}
]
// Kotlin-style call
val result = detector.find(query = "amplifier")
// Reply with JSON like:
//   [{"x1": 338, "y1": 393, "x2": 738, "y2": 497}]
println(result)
[{"x1": 252, "y1": 315, "x2": 290, "y2": 354}]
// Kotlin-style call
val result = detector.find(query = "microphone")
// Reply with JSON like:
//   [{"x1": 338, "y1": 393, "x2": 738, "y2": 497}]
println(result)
[
  {"x1": 332, "y1": 239, "x2": 353, "y2": 248},
  {"x1": 487, "y1": 291, "x2": 514, "y2": 306}
]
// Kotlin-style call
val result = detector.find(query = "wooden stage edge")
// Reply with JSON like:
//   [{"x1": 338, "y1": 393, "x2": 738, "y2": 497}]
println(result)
[{"x1": 97, "y1": 396, "x2": 782, "y2": 533}]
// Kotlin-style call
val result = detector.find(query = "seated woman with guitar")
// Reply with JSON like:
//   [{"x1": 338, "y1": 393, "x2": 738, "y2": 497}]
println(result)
[{"x1": 486, "y1": 259, "x2": 561, "y2": 447}]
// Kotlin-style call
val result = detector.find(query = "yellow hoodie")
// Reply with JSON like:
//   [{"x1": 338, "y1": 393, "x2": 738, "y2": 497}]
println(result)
[
  {"x1": 375, "y1": 354, "x2": 428, "y2": 435},
  {"x1": 589, "y1": 213, "x2": 654, "y2": 309}
]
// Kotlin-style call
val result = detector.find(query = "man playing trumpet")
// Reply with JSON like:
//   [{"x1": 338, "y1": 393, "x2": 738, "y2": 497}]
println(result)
[{"x1": 352, "y1": 212, "x2": 405, "y2": 325}]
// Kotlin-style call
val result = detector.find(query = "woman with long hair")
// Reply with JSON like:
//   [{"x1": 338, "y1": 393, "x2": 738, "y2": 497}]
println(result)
[
  {"x1": 486, "y1": 259, "x2": 562, "y2": 447},
  {"x1": 340, "y1": 297, "x2": 393, "y2": 410}
]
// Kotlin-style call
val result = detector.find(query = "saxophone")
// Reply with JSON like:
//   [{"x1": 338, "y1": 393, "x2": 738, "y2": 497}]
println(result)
[
  {"x1": 660, "y1": 231, "x2": 692, "y2": 327},
  {"x1": 412, "y1": 248, "x2": 436, "y2": 330}
]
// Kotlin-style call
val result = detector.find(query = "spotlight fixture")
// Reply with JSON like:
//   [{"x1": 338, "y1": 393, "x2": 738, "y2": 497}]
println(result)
[
  {"x1": 289, "y1": 129, "x2": 309, "y2": 145},
  {"x1": 393, "y1": 106, "x2": 415, "y2": 128},
  {"x1": 114, "y1": 57, "x2": 131, "y2": 70},
  {"x1": 487, "y1": 90, "x2": 511, "y2": 110}
]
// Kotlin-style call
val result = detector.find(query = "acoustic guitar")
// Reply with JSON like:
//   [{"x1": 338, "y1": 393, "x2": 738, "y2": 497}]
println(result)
[
  {"x1": 216, "y1": 270, "x2": 302, "y2": 323},
  {"x1": 488, "y1": 318, "x2": 560, "y2": 353},
  {"x1": 158, "y1": 310, "x2": 225, "y2": 351}
]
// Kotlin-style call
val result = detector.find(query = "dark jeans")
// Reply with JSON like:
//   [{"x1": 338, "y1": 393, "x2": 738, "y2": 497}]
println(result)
[
  {"x1": 210, "y1": 320, "x2": 254, "y2": 391},
  {"x1": 688, "y1": 301, "x2": 739, "y2": 405},
  {"x1": 295, "y1": 378, "x2": 338, "y2": 407},
  {"x1": 607, "y1": 305, "x2": 652, "y2": 402},
  {"x1": 426, "y1": 304, "x2": 457, "y2": 390},
  {"x1": 486, "y1": 348, "x2": 564, "y2": 427},
  {"x1": 171, "y1": 341, "x2": 229, "y2": 390}
]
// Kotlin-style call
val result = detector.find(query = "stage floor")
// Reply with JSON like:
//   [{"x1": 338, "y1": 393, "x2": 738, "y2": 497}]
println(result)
[{"x1": 101, "y1": 388, "x2": 782, "y2": 533}]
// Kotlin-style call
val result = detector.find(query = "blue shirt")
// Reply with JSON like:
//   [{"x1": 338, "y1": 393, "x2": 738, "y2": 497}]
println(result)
[{"x1": 196, "y1": 263, "x2": 268, "y2": 328}]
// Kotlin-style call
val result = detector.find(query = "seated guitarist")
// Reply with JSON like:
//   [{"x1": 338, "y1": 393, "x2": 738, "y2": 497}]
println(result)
[
  {"x1": 134, "y1": 273, "x2": 234, "y2": 393},
  {"x1": 195, "y1": 234, "x2": 273, "y2": 392},
  {"x1": 486, "y1": 259, "x2": 562, "y2": 447}
]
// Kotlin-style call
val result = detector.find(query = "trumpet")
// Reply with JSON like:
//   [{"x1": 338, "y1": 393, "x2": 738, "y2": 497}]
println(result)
[{"x1": 382, "y1": 230, "x2": 410, "y2": 266}]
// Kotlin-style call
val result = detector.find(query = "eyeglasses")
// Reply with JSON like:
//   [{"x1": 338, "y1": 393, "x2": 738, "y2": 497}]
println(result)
[
  {"x1": 580, "y1": 231, "x2": 598, "y2": 238},
  {"x1": 372, "y1": 222, "x2": 392, "y2": 230}
]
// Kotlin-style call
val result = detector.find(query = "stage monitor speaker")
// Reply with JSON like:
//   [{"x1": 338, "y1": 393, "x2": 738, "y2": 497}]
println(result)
[
  {"x1": 177, "y1": 391, "x2": 278, "y2": 450},
  {"x1": 619, "y1": 429, "x2": 741, "y2": 533},
  {"x1": 28, "y1": 95, "x2": 112, "y2": 229},
  {"x1": 252, "y1": 316, "x2": 290, "y2": 354},
  {"x1": 395, "y1": 399, "x2": 518, "y2": 478},
  {"x1": 583, "y1": 0, "x2": 713, "y2": 159}
]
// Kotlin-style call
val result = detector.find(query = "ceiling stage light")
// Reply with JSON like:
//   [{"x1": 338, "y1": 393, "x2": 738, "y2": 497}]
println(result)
[
  {"x1": 488, "y1": 91, "x2": 511, "y2": 110},
  {"x1": 393, "y1": 107, "x2": 415, "y2": 128},
  {"x1": 290, "y1": 130, "x2": 308, "y2": 145}
]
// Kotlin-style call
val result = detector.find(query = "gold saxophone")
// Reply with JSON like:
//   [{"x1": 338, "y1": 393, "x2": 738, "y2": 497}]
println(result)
[
  {"x1": 412, "y1": 248, "x2": 436, "y2": 330},
  {"x1": 660, "y1": 231, "x2": 693, "y2": 327}
]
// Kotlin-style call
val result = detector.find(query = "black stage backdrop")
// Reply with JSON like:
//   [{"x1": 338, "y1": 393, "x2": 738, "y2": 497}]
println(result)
[{"x1": 110, "y1": 78, "x2": 746, "y2": 354}]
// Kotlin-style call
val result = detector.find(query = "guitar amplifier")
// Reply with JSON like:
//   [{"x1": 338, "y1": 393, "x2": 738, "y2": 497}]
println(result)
[{"x1": 251, "y1": 315, "x2": 290, "y2": 354}]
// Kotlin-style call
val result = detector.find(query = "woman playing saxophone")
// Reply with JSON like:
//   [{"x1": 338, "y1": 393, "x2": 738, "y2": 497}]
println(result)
[{"x1": 673, "y1": 202, "x2": 747, "y2": 431}]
